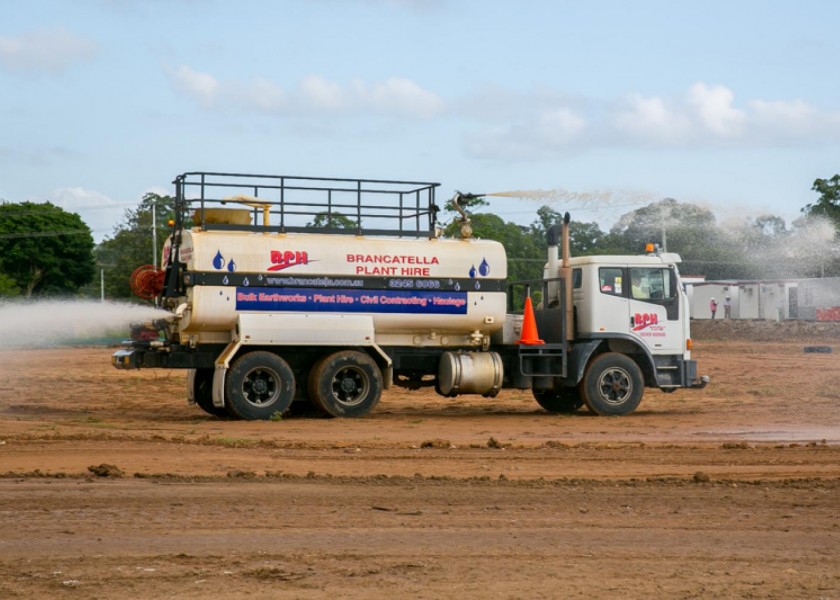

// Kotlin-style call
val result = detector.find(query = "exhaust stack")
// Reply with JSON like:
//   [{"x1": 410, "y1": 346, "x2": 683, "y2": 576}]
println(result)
[{"x1": 546, "y1": 213, "x2": 573, "y2": 341}]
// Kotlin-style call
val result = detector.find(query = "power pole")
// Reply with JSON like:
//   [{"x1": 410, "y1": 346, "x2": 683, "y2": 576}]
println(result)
[{"x1": 152, "y1": 198, "x2": 157, "y2": 267}]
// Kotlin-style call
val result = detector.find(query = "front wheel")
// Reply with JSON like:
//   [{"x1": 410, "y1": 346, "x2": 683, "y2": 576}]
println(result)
[
  {"x1": 311, "y1": 350, "x2": 382, "y2": 418},
  {"x1": 225, "y1": 351, "x2": 295, "y2": 420},
  {"x1": 532, "y1": 387, "x2": 583, "y2": 413},
  {"x1": 580, "y1": 353, "x2": 644, "y2": 416}
]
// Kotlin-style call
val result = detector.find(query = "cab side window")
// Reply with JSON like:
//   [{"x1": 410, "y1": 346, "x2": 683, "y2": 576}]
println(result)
[
  {"x1": 630, "y1": 268, "x2": 675, "y2": 301},
  {"x1": 599, "y1": 267, "x2": 624, "y2": 297}
]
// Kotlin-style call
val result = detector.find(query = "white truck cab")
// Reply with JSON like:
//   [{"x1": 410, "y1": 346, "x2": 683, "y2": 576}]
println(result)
[{"x1": 574, "y1": 253, "x2": 689, "y2": 359}]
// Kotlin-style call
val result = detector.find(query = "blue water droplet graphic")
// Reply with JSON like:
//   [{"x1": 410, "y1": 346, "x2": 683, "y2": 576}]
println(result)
[
  {"x1": 227, "y1": 259, "x2": 236, "y2": 272},
  {"x1": 479, "y1": 258, "x2": 490, "y2": 276},
  {"x1": 222, "y1": 276, "x2": 229, "y2": 285},
  {"x1": 475, "y1": 281, "x2": 481, "y2": 290},
  {"x1": 454, "y1": 282, "x2": 461, "y2": 291},
  {"x1": 212, "y1": 250, "x2": 224, "y2": 270},
  {"x1": 469, "y1": 265, "x2": 476, "y2": 278},
  {"x1": 243, "y1": 277, "x2": 250, "y2": 286}
]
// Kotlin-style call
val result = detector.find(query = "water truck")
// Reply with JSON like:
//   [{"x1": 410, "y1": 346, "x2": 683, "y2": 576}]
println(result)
[{"x1": 113, "y1": 172, "x2": 708, "y2": 419}]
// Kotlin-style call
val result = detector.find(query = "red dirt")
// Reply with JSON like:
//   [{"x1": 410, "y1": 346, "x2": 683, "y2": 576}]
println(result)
[{"x1": 1, "y1": 338, "x2": 839, "y2": 598}]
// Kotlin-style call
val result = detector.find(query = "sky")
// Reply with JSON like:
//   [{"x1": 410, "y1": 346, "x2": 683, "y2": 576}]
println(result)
[{"x1": 1, "y1": 0, "x2": 838, "y2": 242}]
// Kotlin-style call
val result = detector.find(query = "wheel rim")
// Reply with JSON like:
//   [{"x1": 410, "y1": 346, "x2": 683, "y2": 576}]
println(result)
[
  {"x1": 241, "y1": 367, "x2": 281, "y2": 407},
  {"x1": 331, "y1": 366, "x2": 369, "y2": 407},
  {"x1": 597, "y1": 367, "x2": 632, "y2": 405}
]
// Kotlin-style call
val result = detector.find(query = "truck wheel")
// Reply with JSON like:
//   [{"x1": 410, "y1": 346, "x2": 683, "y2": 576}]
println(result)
[
  {"x1": 225, "y1": 351, "x2": 295, "y2": 420},
  {"x1": 580, "y1": 353, "x2": 644, "y2": 416},
  {"x1": 192, "y1": 368, "x2": 229, "y2": 418},
  {"x1": 532, "y1": 388, "x2": 583, "y2": 413},
  {"x1": 311, "y1": 350, "x2": 382, "y2": 418}
]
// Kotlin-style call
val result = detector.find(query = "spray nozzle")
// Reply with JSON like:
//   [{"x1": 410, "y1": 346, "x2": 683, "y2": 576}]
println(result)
[
  {"x1": 449, "y1": 191, "x2": 481, "y2": 239},
  {"x1": 455, "y1": 191, "x2": 485, "y2": 200}
]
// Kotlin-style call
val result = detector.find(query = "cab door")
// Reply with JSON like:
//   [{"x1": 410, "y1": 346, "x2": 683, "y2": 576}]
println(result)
[
  {"x1": 627, "y1": 266, "x2": 683, "y2": 356},
  {"x1": 590, "y1": 265, "x2": 634, "y2": 335}
]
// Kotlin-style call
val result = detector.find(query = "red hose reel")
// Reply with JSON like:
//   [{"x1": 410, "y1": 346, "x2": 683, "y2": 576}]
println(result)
[{"x1": 129, "y1": 265, "x2": 165, "y2": 300}]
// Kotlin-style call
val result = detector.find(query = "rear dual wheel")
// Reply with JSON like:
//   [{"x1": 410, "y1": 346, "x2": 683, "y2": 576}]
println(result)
[
  {"x1": 309, "y1": 350, "x2": 382, "y2": 418},
  {"x1": 225, "y1": 351, "x2": 295, "y2": 420}
]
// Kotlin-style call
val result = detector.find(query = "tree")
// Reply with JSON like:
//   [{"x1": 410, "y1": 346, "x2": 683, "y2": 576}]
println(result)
[
  {"x1": 529, "y1": 206, "x2": 607, "y2": 256},
  {"x1": 97, "y1": 193, "x2": 178, "y2": 300},
  {"x1": 0, "y1": 202, "x2": 95, "y2": 297},
  {"x1": 609, "y1": 198, "x2": 747, "y2": 279},
  {"x1": 308, "y1": 211, "x2": 357, "y2": 229},
  {"x1": 802, "y1": 175, "x2": 840, "y2": 230}
]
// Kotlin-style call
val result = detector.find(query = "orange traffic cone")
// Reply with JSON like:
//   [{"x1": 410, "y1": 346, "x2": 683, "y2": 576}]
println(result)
[{"x1": 517, "y1": 297, "x2": 544, "y2": 345}]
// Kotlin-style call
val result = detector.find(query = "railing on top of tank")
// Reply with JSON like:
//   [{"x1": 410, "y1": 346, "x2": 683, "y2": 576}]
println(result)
[{"x1": 172, "y1": 171, "x2": 441, "y2": 237}]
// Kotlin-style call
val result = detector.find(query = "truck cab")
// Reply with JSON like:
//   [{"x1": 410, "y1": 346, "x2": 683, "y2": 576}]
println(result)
[{"x1": 566, "y1": 251, "x2": 701, "y2": 396}]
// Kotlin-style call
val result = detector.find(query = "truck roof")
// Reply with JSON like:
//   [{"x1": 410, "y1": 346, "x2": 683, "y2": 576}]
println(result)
[{"x1": 570, "y1": 253, "x2": 683, "y2": 266}]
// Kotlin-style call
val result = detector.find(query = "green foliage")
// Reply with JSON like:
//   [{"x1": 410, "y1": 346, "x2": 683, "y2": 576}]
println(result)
[
  {"x1": 0, "y1": 272, "x2": 20, "y2": 297},
  {"x1": 802, "y1": 175, "x2": 840, "y2": 229},
  {"x1": 307, "y1": 211, "x2": 357, "y2": 229},
  {"x1": 0, "y1": 202, "x2": 95, "y2": 297},
  {"x1": 97, "y1": 193, "x2": 177, "y2": 300},
  {"x1": 528, "y1": 206, "x2": 608, "y2": 256}
]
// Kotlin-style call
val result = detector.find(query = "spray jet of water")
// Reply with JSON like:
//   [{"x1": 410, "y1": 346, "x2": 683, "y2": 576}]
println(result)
[
  {"x1": 0, "y1": 300, "x2": 172, "y2": 349},
  {"x1": 484, "y1": 188, "x2": 661, "y2": 212}
]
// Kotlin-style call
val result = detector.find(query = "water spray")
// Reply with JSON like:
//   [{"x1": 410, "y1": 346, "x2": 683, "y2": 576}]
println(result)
[{"x1": 0, "y1": 300, "x2": 174, "y2": 349}]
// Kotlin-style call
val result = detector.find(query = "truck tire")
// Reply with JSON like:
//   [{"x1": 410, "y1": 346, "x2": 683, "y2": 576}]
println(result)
[
  {"x1": 192, "y1": 368, "x2": 230, "y2": 418},
  {"x1": 311, "y1": 350, "x2": 382, "y2": 418},
  {"x1": 580, "y1": 352, "x2": 643, "y2": 416},
  {"x1": 225, "y1": 351, "x2": 295, "y2": 420},
  {"x1": 532, "y1": 387, "x2": 584, "y2": 413}
]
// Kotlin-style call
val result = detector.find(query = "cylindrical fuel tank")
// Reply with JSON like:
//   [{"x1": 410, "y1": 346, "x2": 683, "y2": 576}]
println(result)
[
  {"x1": 437, "y1": 351, "x2": 504, "y2": 397},
  {"x1": 168, "y1": 230, "x2": 509, "y2": 337}
]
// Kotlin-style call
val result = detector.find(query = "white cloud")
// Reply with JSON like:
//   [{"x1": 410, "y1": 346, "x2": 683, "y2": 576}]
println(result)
[
  {"x1": 359, "y1": 77, "x2": 444, "y2": 118},
  {"x1": 746, "y1": 98, "x2": 840, "y2": 142},
  {"x1": 0, "y1": 29, "x2": 96, "y2": 74},
  {"x1": 539, "y1": 108, "x2": 587, "y2": 139},
  {"x1": 164, "y1": 67, "x2": 840, "y2": 157},
  {"x1": 165, "y1": 64, "x2": 220, "y2": 107},
  {"x1": 611, "y1": 83, "x2": 840, "y2": 150},
  {"x1": 166, "y1": 65, "x2": 443, "y2": 119},
  {"x1": 465, "y1": 107, "x2": 588, "y2": 160},
  {"x1": 614, "y1": 94, "x2": 693, "y2": 143},
  {"x1": 300, "y1": 75, "x2": 347, "y2": 111},
  {"x1": 688, "y1": 82, "x2": 745, "y2": 137}
]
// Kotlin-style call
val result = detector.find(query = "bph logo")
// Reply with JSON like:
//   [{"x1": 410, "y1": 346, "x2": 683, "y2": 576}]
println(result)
[
  {"x1": 268, "y1": 250, "x2": 309, "y2": 272},
  {"x1": 633, "y1": 312, "x2": 659, "y2": 331}
]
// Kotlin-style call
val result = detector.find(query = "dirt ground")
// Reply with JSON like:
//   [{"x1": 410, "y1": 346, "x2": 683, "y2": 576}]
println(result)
[{"x1": 1, "y1": 329, "x2": 839, "y2": 599}]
